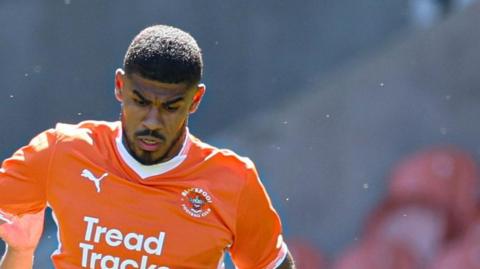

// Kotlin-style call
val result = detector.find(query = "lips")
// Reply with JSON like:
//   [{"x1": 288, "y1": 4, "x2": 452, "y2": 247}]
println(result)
[{"x1": 136, "y1": 136, "x2": 163, "y2": 151}]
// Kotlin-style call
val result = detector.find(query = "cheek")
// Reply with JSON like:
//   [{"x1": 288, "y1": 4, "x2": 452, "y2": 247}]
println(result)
[
  {"x1": 122, "y1": 106, "x2": 144, "y2": 131},
  {"x1": 169, "y1": 111, "x2": 189, "y2": 129}
]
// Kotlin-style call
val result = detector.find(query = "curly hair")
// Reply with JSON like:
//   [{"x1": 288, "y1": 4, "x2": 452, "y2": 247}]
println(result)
[{"x1": 123, "y1": 25, "x2": 203, "y2": 86}]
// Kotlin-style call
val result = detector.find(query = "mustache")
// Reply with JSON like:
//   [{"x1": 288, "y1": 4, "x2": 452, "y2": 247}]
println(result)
[{"x1": 134, "y1": 129, "x2": 166, "y2": 141}]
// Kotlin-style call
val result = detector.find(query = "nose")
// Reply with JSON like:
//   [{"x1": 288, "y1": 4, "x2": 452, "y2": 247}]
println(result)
[{"x1": 142, "y1": 107, "x2": 162, "y2": 130}]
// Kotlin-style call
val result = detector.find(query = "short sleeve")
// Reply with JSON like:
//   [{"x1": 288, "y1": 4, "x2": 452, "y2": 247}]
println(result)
[
  {"x1": 0, "y1": 129, "x2": 56, "y2": 217},
  {"x1": 230, "y1": 163, "x2": 288, "y2": 269}
]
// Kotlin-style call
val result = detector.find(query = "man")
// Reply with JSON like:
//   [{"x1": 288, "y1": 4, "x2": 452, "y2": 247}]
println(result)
[{"x1": 0, "y1": 25, "x2": 295, "y2": 268}]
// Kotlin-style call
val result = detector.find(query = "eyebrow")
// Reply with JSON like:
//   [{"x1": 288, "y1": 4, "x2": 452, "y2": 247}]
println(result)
[
  {"x1": 132, "y1": 89, "x2": 184, "y2": 105},
  {"x1": 132, "y1": 90, "x2": 149, "y2": 102},
  {"x1": 164, "y1": 96, "x2": 185, "y2": 106}
]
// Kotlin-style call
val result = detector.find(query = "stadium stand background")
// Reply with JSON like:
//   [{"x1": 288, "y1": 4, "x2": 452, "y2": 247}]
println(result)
[{"x1": 0, "y1": 0, "x2": 479, "y2": 267}]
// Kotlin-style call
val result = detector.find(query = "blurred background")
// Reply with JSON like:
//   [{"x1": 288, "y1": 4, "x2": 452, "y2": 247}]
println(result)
[{"x1": 1, "y1": 0, "x2": 480, "y2": 268}]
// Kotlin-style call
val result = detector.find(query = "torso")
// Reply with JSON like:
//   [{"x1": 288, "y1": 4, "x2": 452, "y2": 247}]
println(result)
[{"x1": 46, "y1": 121, "x2": 246, "y2": 269}]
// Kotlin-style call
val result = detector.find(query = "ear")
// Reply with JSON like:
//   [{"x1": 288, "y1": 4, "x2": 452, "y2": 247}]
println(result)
[
  {"x1": 114, "y1": 68, "x2": 126, "y2": 102},
  {"x1": 189, "y1": 84, "x2": 206, "y2": 114}
]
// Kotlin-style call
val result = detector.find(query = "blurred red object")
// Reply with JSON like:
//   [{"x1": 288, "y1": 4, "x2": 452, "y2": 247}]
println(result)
[
  {"x1": 388, "y1": 146, "x2": 480, "y2": 238},
  {"x1": 428, "y1": 215, "x2": 480, "y2": 269},
  {"x1": 287, "y1": 238, "x2": 327, "y2": 269},
  {"x1": 332, "y1": 238, "x2": 420, "y2": 269},
  {"x1": 337, "y1": 146, "x2": 480, "y2": 269},
  {"x1": 364, "y1": 199, "x2": 448, "y2": 266}
]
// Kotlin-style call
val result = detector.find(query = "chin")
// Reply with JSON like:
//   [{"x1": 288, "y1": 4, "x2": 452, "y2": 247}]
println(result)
[
  {"x1": 135, "y1": 150, "x2": 167, "y2": 165},
  {"x1": 138, "y1": 158, "x2": 158, "y2": 165},
  {"x1": 135, "y1": 153, "x2": 157, "y2": 165}
]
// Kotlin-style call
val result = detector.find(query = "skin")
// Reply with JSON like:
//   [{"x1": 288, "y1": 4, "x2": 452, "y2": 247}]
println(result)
[
  {"x1": 115, "y1": 69, "x2": 296, "y2": 268},
  {"x1": 0, "y1": 69, "x2": 205, "y2": 268},
  {"x1": 114, "y1": 68, "x2": 205, "y2": 165},
  {"x1": 0, "y1": 68, "x2": 295, "y2": 268},
  {"x1": 0, "y1": 210, "x2": 45, "y2": 269}
]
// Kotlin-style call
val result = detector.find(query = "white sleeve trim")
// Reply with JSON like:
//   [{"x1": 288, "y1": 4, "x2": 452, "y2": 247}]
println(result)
[
  {"x1": 0, "y1": 211, "x2": 13, "y2": 224},
  {"x1": 266, "y1": 242, "x2": 289, "y2": 269},
  {"x1": 231, "y1": 242, "x2": 289, "y2": 269}
]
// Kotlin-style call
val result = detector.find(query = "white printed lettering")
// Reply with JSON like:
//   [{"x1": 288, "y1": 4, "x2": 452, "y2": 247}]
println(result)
[
  {"x1": 106, "y1": 228, "x2": 123, "y2": 247},
  {"x1": 140, "y1": 255, "x2": 157, "y2": 269},
  {"x1": 90, "y1": 252, "x2": 103, "y2": 269},
  {"x1": 120, "y1": 259, "x2": 139, "y2": 269},
  {"x1": 144, "y1": 233, "x2": 166, "y2": 256},
  {"x1": 101, "y1": 255, "x2": 120, "y2": 269},
  {"x1": 83, "y1": 216, "x2": 99, "y2": 241},
  {"x1": 80, "y1": 216, "x2": 169, "y2": 268},
  {"x1": 125, "y1": 233, "x2": 144, "y2": 251},
  {"x1": 94, "y1": 226, "x2": 108, "y2": 243},
  {"x1": 79, "y1": 243, "x2": 94, "y2": 267}
]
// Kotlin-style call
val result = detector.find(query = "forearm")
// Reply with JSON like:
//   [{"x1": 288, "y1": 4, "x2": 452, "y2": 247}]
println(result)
[
  {"x1": 0, "y1": 246, "x2": 34, "y2": 269},
  {"x1": 0, "y1": 209, "x2": 44, "y2": 269}
]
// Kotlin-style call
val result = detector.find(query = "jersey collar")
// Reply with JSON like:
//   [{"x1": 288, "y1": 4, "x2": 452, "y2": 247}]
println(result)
[{"x1": 115, "y1": 126, "x2": 191, "y2": 179}]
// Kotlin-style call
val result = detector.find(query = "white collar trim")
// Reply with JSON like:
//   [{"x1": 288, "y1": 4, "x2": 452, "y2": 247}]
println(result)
[{"x1": 115, "y1": 127, "x2": 191, "y2": 179}]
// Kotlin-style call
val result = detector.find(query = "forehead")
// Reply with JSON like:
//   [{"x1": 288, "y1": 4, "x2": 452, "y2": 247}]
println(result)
[{"x1": 124, "y1": 73, "x2": 192, "y2": 98}]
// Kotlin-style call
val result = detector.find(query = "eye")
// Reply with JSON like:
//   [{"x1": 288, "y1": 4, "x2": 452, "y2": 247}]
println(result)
[
  {"x1": 134, "y1": 98, "x2": 149, "y2": 107},
  {"x1": 164, "y1": 104, "x2": 180, "y2": 112}
]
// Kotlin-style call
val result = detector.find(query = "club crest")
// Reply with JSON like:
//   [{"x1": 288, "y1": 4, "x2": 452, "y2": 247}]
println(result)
[{"x1": 181, "y1": 187, "x2": 212, "y2": 218}]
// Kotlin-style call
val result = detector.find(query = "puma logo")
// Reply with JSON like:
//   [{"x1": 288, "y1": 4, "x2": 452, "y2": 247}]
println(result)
[{"x1": 81, "y1": 169, "x2": 108, "y2": 193}]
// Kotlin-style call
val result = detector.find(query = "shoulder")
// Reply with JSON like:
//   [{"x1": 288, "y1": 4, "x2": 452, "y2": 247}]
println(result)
[
  {"x1": 191, "y1": 135, "x2": 255, "y2": 172},
  {"x1": 189, "y1": 135, "x2": 257, "y2": 180},
  {"x1": 53, "y1": 120, "x2": 119, "y2": 144}
]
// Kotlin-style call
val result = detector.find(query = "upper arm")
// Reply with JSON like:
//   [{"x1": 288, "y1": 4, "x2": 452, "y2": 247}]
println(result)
[
  {"x1": 229, "y1": 164, "x2": 288, "y2": 268},
  {"x1": 0, "y1": 129, "x2": 56, "y2": 216}
]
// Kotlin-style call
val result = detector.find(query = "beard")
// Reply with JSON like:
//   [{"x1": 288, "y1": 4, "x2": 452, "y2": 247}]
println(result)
[{"x1": 120, "y1": 111, "x2": 187, "y2": 165}]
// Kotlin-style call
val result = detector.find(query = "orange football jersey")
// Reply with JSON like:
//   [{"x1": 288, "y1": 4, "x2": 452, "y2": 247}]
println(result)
[{"x1": 0, "y1": 121, "x2": 287, "y2": 269}]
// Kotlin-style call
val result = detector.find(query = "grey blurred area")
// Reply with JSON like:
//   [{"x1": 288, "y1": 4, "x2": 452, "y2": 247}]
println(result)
[{"x1": 0, "y1": 0, "x2": 479, "y2": 267}]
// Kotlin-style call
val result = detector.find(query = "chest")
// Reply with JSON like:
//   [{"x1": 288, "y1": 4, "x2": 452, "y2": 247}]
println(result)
[{"x1": 46, "y1": 153, "x2": 236, "y2": 268}]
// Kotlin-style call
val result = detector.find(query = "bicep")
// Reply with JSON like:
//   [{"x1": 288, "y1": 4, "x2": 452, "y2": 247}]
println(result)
[
  {"x1": 230, "y1": 165, "x2": 287, "y2": 268},
  {"x1": 0, "y1": 129, "x2": 55, "y2": 216},
  {"x1": 0, "y1": 155, "x2": 47, "y2": 216}
]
